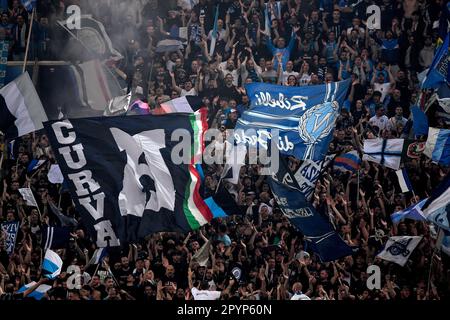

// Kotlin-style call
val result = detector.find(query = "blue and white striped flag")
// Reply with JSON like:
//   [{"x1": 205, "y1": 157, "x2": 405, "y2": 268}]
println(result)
[
  {"x1": 421, "y1": 33, "x2": 449, "y2": 89},
  {"x1": 27, "y1": 159, "x2": 46, "y2": 173},
  {"x1": 391, "y1": 198, "x2": 427, "y2": 224},
  {"x1": 423, "y1": 174, "x2": 450, "y2": 231},
  {"x1": 395, "y1": 168, "x2": 413, "y2": 193},
  {"x1": 42, "y1": 249, "x2": 63, "y2": 280},
  {"x1": 424, "y1": 127, "x2": 450, "y2": 166},
  {"x1": 17, "y1": 282, "x2": 51, "y2": 300},
  {"x1": 22, "y1": 0, "x2": 36, "y2": 12},
  {"x1": 88, "y1": 248, "x2": 108, "y2": 266}
]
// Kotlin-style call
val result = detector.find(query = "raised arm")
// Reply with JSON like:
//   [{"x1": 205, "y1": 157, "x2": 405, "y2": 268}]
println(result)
[{"x1": 169, "y1": 72, "x2": 182, "y2": 94}]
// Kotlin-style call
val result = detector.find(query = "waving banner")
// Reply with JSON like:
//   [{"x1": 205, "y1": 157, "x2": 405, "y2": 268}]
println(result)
[
  {"x1": 1, "y1": 221, "x2": 19, "y2": 255},
  {"x1": 44, "y1": 110, "x2": 212, "y2": 247},
  {"x1": 269, "y1": 156, "x2": 353, "y2": 262},
  {"x1": 235, "y1": 80, "x2": 351, "y2": 161}
]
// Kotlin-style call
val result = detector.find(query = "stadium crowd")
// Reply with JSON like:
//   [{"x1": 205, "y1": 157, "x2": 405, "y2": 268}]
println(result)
[{"x1": 1, "y1": 0, "x2": 450, "y2": 301}]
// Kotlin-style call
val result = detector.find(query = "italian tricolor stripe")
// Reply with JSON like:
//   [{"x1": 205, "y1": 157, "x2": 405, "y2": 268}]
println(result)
[{"x1": 183, "y1": 108, "x2": 213, "y2": 229}]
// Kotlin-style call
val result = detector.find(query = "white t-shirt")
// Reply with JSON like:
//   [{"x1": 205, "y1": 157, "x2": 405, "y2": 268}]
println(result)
[
  {"x1": 282, "y1": 71, "x2": 299, "y2": 85},
  {"x1": 291, "y1": 293, "x2": 311, "y2": 300},
  {"x1": 369, "y1": 115, "x2": 392, "y2": 132},
  {"x1": 191, "y1": 287, "x2": 221, "y2": 300},
  {"x1": 181, "y1": 88, "x2": 197, "y2": 97},
  {"x1": 298, "y1": 73, "x2": 311, "y2": 86}
]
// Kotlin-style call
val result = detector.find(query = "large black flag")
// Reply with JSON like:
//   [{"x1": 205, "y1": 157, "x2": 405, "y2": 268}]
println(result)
[{"x1": 44, "y1": 111, "x2": 213, "y2": 247}]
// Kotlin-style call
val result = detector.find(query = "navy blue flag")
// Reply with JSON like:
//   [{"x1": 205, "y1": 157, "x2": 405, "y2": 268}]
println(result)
[
  {"x1": 44, "y1": 112, "x2": 213, "y2": 248},
  {"x1": 268, "y1": 176, "x2": 353, "y2": 262},
  {"x1": 438, "y1": 3, "x2": 450, "y2": 42},
  {"x1": 422, "y1": 33, "x2": 449, "y2": 89},
  {"x1": 41, "y1": 226, "x2": 71, "y2": 251},
  {"x1": 235, "y1": 80, "x2": 351, "y2": 160},
  {"x1": 410, "y1": 105, "x2": 429, "y2": 137},
  {"x1": 48, "y1": 202, "x2": 78, "y2": 227},
  {"x1": 269, "y1": 156, "x2": 353, "y2": 262},
  {"x1": 1, "y1": 221, "x2": 19, "y2": 255}
]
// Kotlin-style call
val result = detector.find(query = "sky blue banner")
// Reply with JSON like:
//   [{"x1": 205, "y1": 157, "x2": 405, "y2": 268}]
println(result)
[{"x1": 235, "y1": 79, "x2": 351, "y2": 161}]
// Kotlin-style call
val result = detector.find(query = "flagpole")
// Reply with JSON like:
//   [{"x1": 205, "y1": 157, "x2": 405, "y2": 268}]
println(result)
[
  {"x1": 22, "y1": 8, "x2": 36, "y2": 73},
  {"x1": 356, "y1": 169, "x2": 360, "y2": 208},
  {"x1": 427, "y1": 227, "x2": 441, "y2": 298},
  {"x1": 27, "y1": 178, "x2": 43, "y2": 220},
  {"x1": 14, "y1": 156, "x2": 19, "y2": 177},
  {"x1": 89, "y1": 263, "x2": 101, "y2": 285},
  {"x1": 57, "y1": 184, "x2": 62, "y2": 209},
  {"x1": 107, "y1": 266, "x2": 121, "y2": 287},
  {"x1": 411, "y1": 190, "x2": 417, "y2": 201}
]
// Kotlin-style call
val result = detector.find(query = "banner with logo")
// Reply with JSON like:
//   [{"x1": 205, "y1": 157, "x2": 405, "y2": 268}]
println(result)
[
  {"x1": 377, "y1": 236, "x2": 423, "y2": 266},
  {"x1": 268, "y1": 176, "x2": 353, "y2": 262},
  {"x1": 294, "y1": 155, "x2": 335, "y2": 200},
  {"x1": 269, "y1": 156, "x2": 353, "y2": 262},
  {"x1": 44, "y1": 110, "x2": 213, "y2": 247},
  {"x1": 1, "y1": 221, "x2": 19, "y2": 255},
  {"x1": 235, "y1": 80, "x2": 351, "y2": 161}
]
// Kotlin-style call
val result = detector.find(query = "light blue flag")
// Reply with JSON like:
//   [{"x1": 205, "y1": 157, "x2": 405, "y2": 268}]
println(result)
[
  {"x1": 422, "y1": 33, "x2": 449, "y2": 89},
  {"x1": 395, "y1": 168, "x2": 414, "y2": 193},
  {"x1": 424, "y1": 127, "x2": 450, "y2": 165},
  {"x1": 22, "y1": 0, "x2": 36, "y2": 12},
  {"x1": 17, "y1": 282, "x2": 52, "y2": 300},
  {"x1": 27, "y1": 159, "x2": 46, "y2": 173},
  {"x1": 204, "y1": 197, "x2": 227, "y2": 218},
  {"x1": 411, "y1": 105, "x2": 429, "y2": 136},
  {"x1": 42, "y1": 249, "x2": 63, "y2": 279},
  {"x1": 235, "y1": 80, "x2": 351, "y2": 161},
  {"x1": 423, "y1": 174, "x2": 450, "y2": 231},
  {"x1": 391, "y1": 198, "x2": 427, "y2": 224}
]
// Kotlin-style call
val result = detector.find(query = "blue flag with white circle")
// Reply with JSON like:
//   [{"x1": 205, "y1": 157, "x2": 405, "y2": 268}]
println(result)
[{"x1": 235, "y1": 80, "x2": 351, "y2": 161}]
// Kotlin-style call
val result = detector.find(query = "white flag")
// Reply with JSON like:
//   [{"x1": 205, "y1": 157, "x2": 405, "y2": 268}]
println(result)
[
  {"x1": 18, "y1": 188, "x2": 38, "y2": 207},
  {"x1": 192, "y1": 240, "x2": 211, "y2": 267},
  {"x1": 47, "y1": 164, "x2": 64, "y2": 184},
  {"x1": 0, "y1": 72, "x2": 48, "y2": 140},
  {"x1": 377, "y1": 236, "x2": 422, "y2": 266},
  {"x1": 363, "y1": 138, "x2": 404, "y2": 170},
  {"x1": 222, "y1": 143, "x2": 247, "y2": 185}
]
